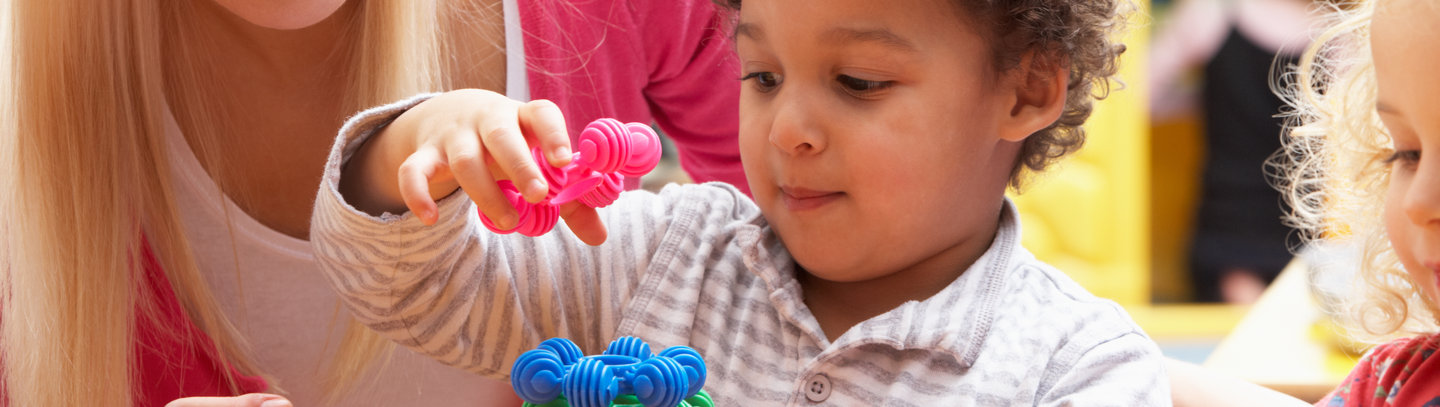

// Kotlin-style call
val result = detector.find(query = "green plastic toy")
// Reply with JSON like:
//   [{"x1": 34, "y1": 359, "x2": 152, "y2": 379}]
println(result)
[{"x1": 521, "y1": 389, "x2": 713, "y2": 407}]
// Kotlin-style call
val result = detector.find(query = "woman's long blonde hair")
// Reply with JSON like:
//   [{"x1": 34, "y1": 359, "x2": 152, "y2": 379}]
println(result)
[
  {"x1": 1278, "y1": 0, "x2": 1440, "y2": 342},
  {"x1": 0, "y1": 0, "x2": 473, "y2": 405}
]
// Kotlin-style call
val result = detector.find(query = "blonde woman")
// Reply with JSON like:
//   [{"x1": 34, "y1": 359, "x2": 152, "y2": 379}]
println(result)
[{"x1": 0, "y1": 0, "x2": 745, "y2": 406}]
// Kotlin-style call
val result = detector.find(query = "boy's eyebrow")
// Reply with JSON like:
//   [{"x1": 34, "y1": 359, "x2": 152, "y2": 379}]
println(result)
[
  {"x1": 735, "y1": 22, "x2": 764, "y2": 42},
  {"x1": 732, "y1": 23, "x2": 917, "y2": 54},
  {"x1": 821, "y1": 27, "x2": 918, "y2": 53}
]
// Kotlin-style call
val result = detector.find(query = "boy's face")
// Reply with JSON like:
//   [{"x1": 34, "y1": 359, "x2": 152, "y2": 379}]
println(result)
[
  {"x1": 736, "y1": 0, "x2": 1024, "y2": 282},
  {"x1": 1374, "y1": 0, "x2": 1440, "y2": 305}
]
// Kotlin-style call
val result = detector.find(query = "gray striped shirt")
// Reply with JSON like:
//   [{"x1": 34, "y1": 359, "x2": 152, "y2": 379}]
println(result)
[{"x1": 310, "y1": 97, "x2": 1171, "y2": 406}]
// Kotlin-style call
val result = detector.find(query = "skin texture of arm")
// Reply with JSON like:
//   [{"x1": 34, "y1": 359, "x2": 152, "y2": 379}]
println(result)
[{"x1": 1167, "y1": 358, "x2": 1310, "y2": 407}]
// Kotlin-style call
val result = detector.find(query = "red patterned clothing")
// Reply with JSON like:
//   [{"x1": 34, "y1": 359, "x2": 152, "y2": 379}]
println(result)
[{"x1": 1317, "y1": 334, "x2": 1440, "y2": 406}]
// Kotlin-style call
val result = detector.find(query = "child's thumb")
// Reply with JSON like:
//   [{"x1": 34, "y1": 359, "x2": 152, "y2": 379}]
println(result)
[{"x1": 560, "y1": 203, "x2": 608, "y2": 246}]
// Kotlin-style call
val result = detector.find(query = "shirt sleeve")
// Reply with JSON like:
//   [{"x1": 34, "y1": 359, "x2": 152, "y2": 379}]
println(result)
[
  {"x1": 1038, "y1": 333, "x2": 1172, "y2": 406},
  {"x1": 632, "y1": 0, "x2": 748, "y2": 195},
  {"x1": 309, "y1": 96, "x2": 684, "y2": 380}
]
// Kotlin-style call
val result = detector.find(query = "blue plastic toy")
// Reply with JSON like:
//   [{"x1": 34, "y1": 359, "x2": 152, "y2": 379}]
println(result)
[{"x1": 511, "y1": 337, "x2": 709, "y2": 407}]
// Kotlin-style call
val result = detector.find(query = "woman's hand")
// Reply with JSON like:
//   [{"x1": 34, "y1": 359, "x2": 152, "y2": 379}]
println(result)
[
  {"x1": 339, "y1": 89, "x2": 607, "y2": 245},
  {"x1": 165, "y1": 394, "x2": 292, "y2": 407}
]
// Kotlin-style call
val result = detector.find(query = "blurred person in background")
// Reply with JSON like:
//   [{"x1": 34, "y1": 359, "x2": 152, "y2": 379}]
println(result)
[
  {"x1": 1151, "y1": 0, "x2": 1321, "y2": 304},
  {"x1": 0, "y1": 0, "x2": 744, "y2": 406}
]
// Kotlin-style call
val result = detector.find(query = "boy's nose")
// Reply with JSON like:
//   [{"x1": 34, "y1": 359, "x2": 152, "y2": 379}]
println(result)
[
  {"x1": 768, "y1": 94, "x2": 827, "y2": 156},
  {"x1": 1404, "y1": 156, "x2": 1440, "y2": 228}
]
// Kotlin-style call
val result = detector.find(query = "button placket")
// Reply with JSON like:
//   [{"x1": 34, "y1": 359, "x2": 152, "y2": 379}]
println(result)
[{"x1": 804, "y1": 373, "x2": 832, "y2": 402}]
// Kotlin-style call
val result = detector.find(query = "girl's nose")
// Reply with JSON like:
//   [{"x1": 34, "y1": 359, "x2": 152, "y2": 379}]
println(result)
[
  {"x1": 1404, "y1": 155, "x2": 1440, "y2": 228},
  {"x1": 768, "y1": 93, "x2": 827, "y2": 156}
]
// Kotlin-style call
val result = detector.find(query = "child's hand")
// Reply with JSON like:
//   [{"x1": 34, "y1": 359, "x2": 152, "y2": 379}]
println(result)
[{"x1": 339, "y1": 89, "x2": 607, "y2": 245}]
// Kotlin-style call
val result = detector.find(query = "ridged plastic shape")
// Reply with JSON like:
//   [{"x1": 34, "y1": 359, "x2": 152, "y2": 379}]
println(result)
[
  {"x1": 631, "y1": 356, "x2": 685, "y2": 407},
  {"x1": 511, "y1": 337, "x2": 709, "y2": 407},
  {"x1": 538, "y1": 338, "x2": 584, "y2": 366},
  {"x1": 478, "y1": 181, "x2": 560, "y2": 237},
  {"x1": 511, "y1": 350, "x2": 567, "y2": 404},
  {"x1": 658, "y1": 347, "x2": 706, "y2": 399},
  {"x1": 480, "y1": 118, "x2": 662, "y2": 236},
  {"x1": 562, "y1": 355, "x2": 632, "y2": 407},
  {"x1": 603, "y1": 336, "x2": 653, "y2": 360}
]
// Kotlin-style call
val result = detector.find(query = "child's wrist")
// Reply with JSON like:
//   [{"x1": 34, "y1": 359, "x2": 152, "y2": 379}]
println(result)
[{"x1": 339, "y1": 115, "x2": 429, "y2": 217}]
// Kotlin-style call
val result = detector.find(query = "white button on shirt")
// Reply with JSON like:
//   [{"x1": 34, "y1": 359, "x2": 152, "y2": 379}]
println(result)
[{"x1": 805, "y1": 373, "x2": 832, "y2": 402}]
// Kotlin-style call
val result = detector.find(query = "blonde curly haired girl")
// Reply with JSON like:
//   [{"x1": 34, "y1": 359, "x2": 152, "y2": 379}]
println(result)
[{"x1": 1275, "y1": 0, "x2": 1440, "y2": 403}]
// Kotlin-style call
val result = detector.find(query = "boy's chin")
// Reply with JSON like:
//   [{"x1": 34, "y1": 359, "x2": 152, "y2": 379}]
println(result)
[{"x1": 792, "y1": 257, "x2": 883, "y2": 284}]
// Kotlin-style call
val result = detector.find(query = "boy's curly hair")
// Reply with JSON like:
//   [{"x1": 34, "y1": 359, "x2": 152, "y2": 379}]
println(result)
[{"x1": 713, "y1": 0, "x2": 1131, "y2": 189}]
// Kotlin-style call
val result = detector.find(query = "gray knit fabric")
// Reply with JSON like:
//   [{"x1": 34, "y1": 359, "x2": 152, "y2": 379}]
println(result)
[{"x1": 310, "y1": 96, "x2": 1171, "y2": 406}]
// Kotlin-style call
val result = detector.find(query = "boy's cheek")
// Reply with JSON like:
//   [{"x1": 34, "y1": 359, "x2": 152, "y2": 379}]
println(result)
[{"x1": 738, "y1": 116, "x2": 774, "y2": 181}]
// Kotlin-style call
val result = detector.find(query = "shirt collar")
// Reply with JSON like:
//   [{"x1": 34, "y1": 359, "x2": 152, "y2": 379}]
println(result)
[{"x1": 737, "y1": 199, "x2": 1025, "y2": 367}]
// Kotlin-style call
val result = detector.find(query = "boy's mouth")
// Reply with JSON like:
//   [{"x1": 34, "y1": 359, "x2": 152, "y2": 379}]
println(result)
[{"x1": 780, "y1": 186, "x2": 843, "y2": 211}]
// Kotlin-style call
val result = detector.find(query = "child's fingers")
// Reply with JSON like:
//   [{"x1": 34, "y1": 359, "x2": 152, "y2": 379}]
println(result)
[
  {"x1": 165, "y1": 394, "x2": 291, "y2": 407},
  {"x1": 443, "y1": 134, "x2": 519, "y2": 230},
  {"x1": 397, "y1": 144, "x2": 450, "y2": 225},
  {"x1": 518, "y1": 99, "x2": 573, "y2": 168},
  {"x1": 559, "y1": 202, "x2": 608, "y2": 246},
  {"x1": 475, "y1": 104, "x2": 549, "y2": 204}
]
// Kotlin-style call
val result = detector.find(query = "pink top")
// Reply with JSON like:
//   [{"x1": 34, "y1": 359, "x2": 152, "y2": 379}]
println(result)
[
  {"x1": 519, "y1": 0, "x2": 747, "y2": 194},
  {"x1": 132, "y1": 240, "x2": 269, "y2": 406}
]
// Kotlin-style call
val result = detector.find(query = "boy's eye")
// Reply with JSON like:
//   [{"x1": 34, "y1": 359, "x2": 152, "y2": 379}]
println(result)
[
  {"x1": 836, "y1": 75, "x2": 894, "y2": 97},
  {"x1": 741, "y1": 72, "x2": 782, "y2": 92}
]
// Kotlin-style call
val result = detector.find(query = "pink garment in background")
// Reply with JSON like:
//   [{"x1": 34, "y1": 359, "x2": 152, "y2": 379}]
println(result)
[
  {"x1": 139, "y1": 238, "x2": 269, "y2": 407},
  {"x1": 520, "y1": 0, "x2": 747, "y2": 194}
]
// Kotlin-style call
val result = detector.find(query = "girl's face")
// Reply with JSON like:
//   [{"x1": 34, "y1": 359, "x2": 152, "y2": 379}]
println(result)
[
  {"x1": 736, "y1": 0, "x2": 1045, "y2": 282},
  {"x1": 1373, "y1": 0, "x2": 1440, "y2": 304}
]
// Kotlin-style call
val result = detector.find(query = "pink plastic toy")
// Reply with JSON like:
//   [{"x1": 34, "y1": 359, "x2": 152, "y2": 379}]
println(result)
[{"x1": 479, "y1": 118, "x2": 661, "y2": 236}]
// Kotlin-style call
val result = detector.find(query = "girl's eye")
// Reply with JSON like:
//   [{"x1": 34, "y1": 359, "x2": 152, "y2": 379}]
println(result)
[
  {"x1": 836, "y1": 75, "x2": 894, "y2": 97},
  {"x1": 1385, "y1": 150, "x2": 1421, "y2": 168},
  {"x1": 741, "y1": 72, "x2": 781, "y2": 92}
]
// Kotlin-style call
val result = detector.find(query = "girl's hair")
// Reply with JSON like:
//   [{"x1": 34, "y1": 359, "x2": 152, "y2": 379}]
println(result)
[
  {"x1": 712, "y1": 0, "x2": 1132, "y2": 190},
  {"x1": 0, "y1": 0, "x2": 456, "y2": 405},
  {"x1": 1278, "y1": 0, "x2": 1440, "y2": 341}
]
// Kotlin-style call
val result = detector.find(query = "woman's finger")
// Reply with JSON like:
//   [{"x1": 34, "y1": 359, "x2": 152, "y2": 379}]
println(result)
[
  {"x1": 165, "y1": 394, "x2": 291, "y2": 407},
  {"x1": 518, "y1": 99, "x2": 572, "y2": 168},
  {"x1": 474, "y1": 103, "x2": 549, "y2": 203},
  {"x1": 558, "y1": 202, "x2": 607, "y2": 246},
  {"x1": 397, "y1": 144, "x2": 452, "y2": 225},
  {"x1": 443, "y1": 133, "x2": 518, "y2": 230}
]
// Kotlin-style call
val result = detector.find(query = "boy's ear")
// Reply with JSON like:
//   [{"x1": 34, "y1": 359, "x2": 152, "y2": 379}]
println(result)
[{"x1": 998, "y1": 52, "x2": 1069, "y2": 142}]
